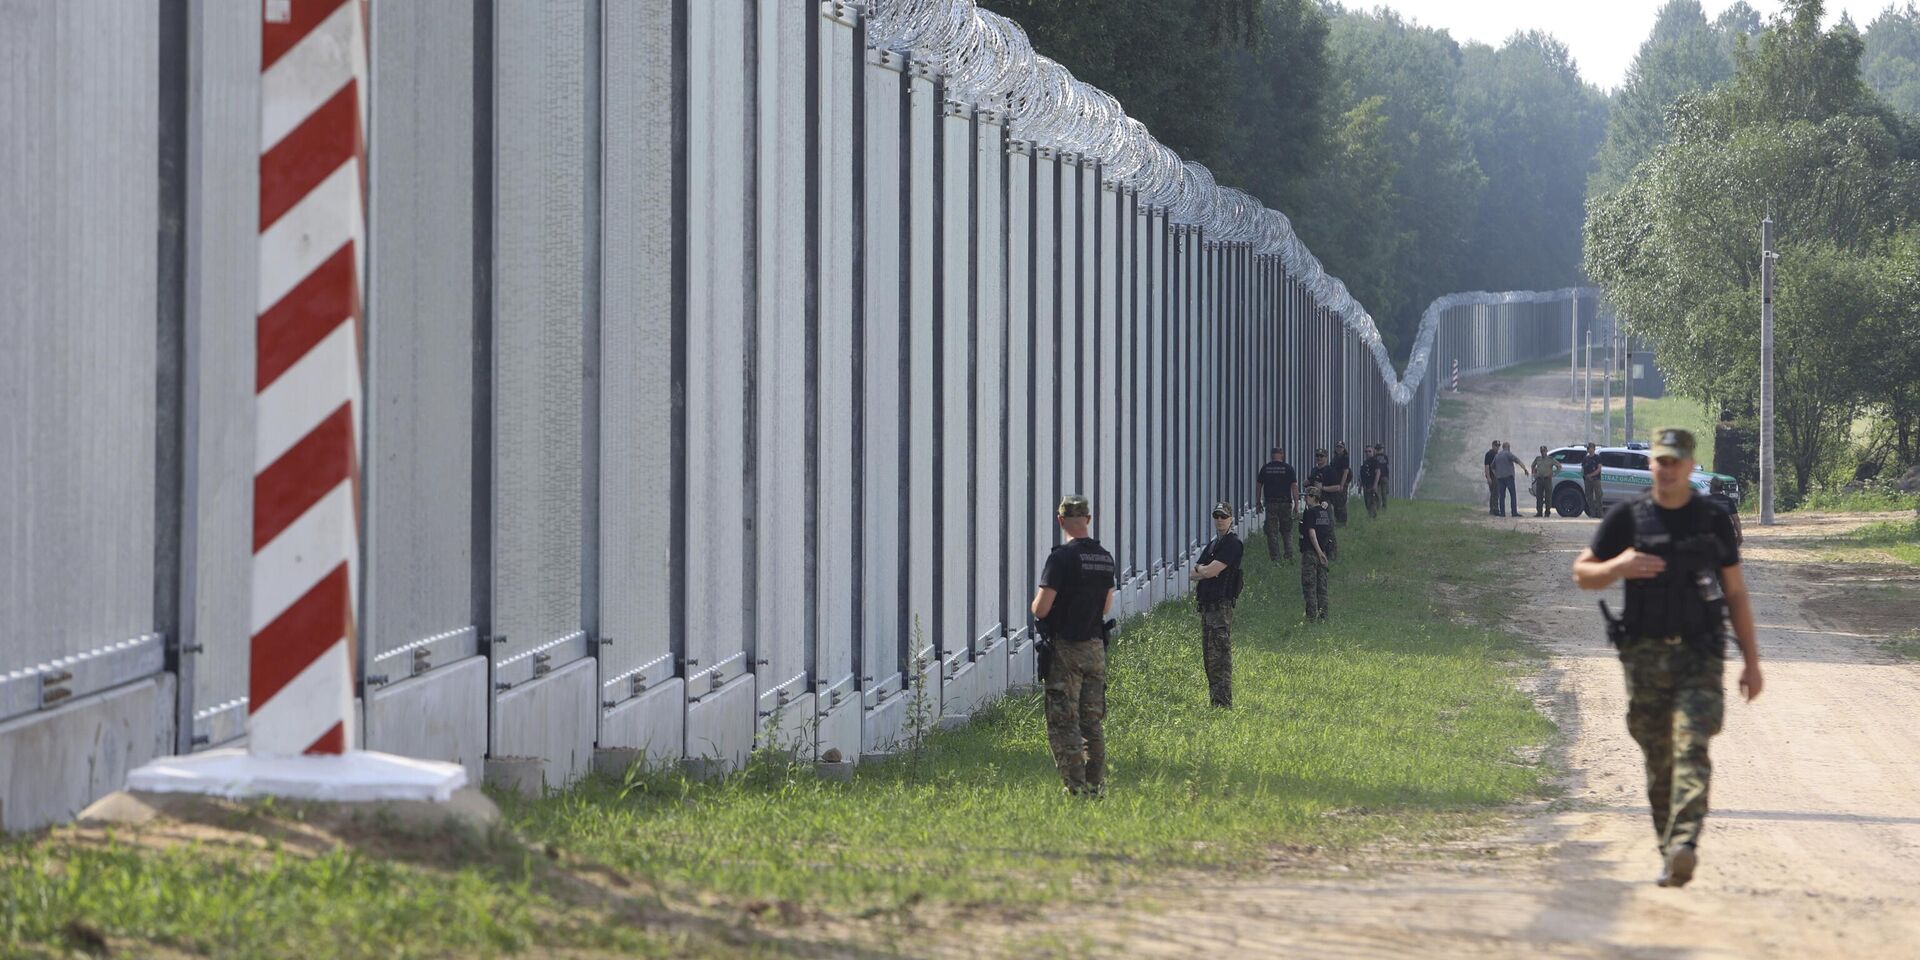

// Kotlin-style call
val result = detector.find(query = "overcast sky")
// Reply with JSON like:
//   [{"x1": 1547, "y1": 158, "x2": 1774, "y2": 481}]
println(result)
[{"x1": 1365, "y1": 0, "x2": 1904, "y2": 91}]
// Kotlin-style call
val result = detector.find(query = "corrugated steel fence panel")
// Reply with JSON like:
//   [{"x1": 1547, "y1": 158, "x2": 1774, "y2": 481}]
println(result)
[
  {"x1": 0, "y1": 1, "x2": 160, "y2": 719},
  {"x1": 491, "y1": 0, "x2": 587, "y2": 687},
  {"x1": 862, "y1": 55, "x2": 906, "y2": 692},
  {"x1": 181, "y1": 0, "x2": 260, "y2": 748},
  {"x1": 598, "y1": 0, "x2": 678, "y2": 722},
  {"x1": 755, "y1": 0, "x2": 811, "y2": 716},
  {"x1": 365, "y1": 0, "x2": 479, "y2": 682}
]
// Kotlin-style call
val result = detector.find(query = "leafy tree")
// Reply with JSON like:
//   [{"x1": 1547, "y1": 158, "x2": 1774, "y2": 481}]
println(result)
[
  {"x1": 979, "y1": 0, "x2": 1260, "y2": 164},
  {"x1": 1590, "y1": 1, "x2": 1759, "y2": 197},
  {"x1": 1214, "y1": 0, "x2": 1335, "y2": 219},
  {"x1": 1585, "y1": 0, "x2": 1920, "y2": 495},
  {"x1": 1290, "y1": 6, "x2": 1485, "y2": 358},
  {"x1": 1454, "y1": 32, "x2": 1609, "y2": 292},
  {"x1": 1864, "y1": 3, "x2": 1920, "y2": 116}
]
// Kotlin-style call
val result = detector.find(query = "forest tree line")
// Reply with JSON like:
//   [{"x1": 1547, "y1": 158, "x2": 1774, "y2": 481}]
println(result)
[{"x1": 983, "y1": 0, "x2": 1920, "y2": 493}]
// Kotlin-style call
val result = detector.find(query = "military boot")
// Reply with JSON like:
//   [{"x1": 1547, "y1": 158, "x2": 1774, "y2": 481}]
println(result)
[{"x1": 1657, "y1": 843, "x2": 1698, "y2": 888}]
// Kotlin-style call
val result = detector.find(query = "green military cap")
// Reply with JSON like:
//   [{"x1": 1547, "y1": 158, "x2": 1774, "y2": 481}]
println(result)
[
  {"x1": 1304, "y1": 484, "x2": 1323, "y2": 498},
  {"x1": 1211, "y1": 501, "x2": 1233, "y2": 518},
  {"x1": 1651, "y1": 427, "x2": 1696, "y2": 460},
  {"x1": 1057, "y1": 494, "x2": 1091, "y2": 518}
]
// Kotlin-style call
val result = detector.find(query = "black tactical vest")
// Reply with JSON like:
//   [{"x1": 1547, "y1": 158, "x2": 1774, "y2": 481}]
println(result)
[
  {"x1": 1621, "y1": 494, "x2": 1728, "y2": 649},
  {"x1": 1043, "y1": 539, "x2": 1116, "y2": 643}
]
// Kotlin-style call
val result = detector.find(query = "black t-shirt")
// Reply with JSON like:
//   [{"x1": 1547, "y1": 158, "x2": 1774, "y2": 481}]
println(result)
[
  {"x1": 1331, "y1": 454, "x2": 1351, "y2": 483},
  {"x1": 1707, "y1": 493, "x2": 1738, "y2": 517},
  {"x1": 1039, "y1": 538, "x2": 1116, "y2": 641},
  {"x1": 1582, "y1": 453, "x2": 1602, "y2": 479},
  {"x1": 1298, "y1": 504, "x2": 1335, "y2": 555},
  {"x1": 1359, "y1": 457, "x2": 1379, "y2": 487},
  {"x1": 1257, "y1": 461, "x2": 1297, "y2": 502},
  {"x1": 1589, "y1": 494, "x2": 1740, "y2": 567},
  {"x1": 1309, "y1": 464, "x2": 1341, "y2": 489},
  {"x1": 1376, "y1": 453, "x2": 1390, "y2": 479},
  {"x1": 1484, "y1": 448, "x2": 1499, "y2": 469},
  {"x1": 1196, "y1": 533, "x2": 1244, "y2": 606}
]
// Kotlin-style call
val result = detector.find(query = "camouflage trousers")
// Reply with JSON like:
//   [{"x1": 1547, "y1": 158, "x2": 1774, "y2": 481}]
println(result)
[
  {"x1": 1532, "y1": 477, "x2": 1552, "y2": 516},
  {"x1": 1328, "y1": 489, "x2": 1349, "y2": 525},
  {"x1": 1300, "y1": 556, "x2": 1329, "y2": 619},
  {"x1": 1363, "y1": 487, "x2": 1381, "y2": 519},
  {"x1": 1263, "y1": 500, "x2": 1295, "y2": 560},
  {"x1": 1620, "y1": 636, "x2": 1725, "y2": 852},
  {"x1": 1585, "y1": 478, "x2": 1606, "y2": 517},
  {"x1": 1045, "y1": 638, "x2": 1107, "y2": 793},
  {"x1": 1200, "y1": 604, "x2": 1233, "y2": 707}
]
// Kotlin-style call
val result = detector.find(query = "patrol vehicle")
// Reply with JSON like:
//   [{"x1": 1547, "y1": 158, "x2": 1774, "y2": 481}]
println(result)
[{"x1": 1544, "y1": 442, "x2": 1741, "y2": 517}]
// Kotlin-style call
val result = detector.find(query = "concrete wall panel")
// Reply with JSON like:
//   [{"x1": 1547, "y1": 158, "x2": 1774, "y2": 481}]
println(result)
[
  {"x1": 599, "y1": 677, "x2": 687, "y2": 767},
  {"x1": 685, "y1": 673, "x2": 754, "y2": 772},
  {"x1": 0, "y1": 676, "x2": 175, "y2": 832},
  {"x1": 364, "y1": 655, "x2": 488, "y2": 783},
  {"x1": 492, "y1": 656, "x2": 597, "y2": 789}
]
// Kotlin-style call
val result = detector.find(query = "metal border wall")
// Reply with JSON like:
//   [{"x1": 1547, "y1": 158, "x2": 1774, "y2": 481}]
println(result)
[{"x1": 3, "y1": 0, "x2": 1598, "y2": 830}]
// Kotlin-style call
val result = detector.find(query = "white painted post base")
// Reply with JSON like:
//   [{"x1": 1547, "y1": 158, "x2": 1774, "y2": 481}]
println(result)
[{"x1": 125, "y1": 747, "x2": 467, "y2": 803}]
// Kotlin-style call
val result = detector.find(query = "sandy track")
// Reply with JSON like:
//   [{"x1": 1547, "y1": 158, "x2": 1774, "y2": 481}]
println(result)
[{"x1": 911, "y1": 371, "x2": 1920, "y2": 959}]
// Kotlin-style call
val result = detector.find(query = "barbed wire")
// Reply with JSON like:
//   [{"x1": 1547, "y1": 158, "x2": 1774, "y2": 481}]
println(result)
[{"x1": 858, "y1": 0, "x2": 1592, "y2": 408}]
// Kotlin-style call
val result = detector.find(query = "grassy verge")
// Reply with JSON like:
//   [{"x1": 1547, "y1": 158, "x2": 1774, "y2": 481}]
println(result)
[
  {"x1": 1790, "y1": 486, "x2": 1920, "y2": 514},
  {"x1": 1597, "y1": 394, "x2": 1717, "y2": 467},
  {"x1": 2, "y1": 503, "x2": 1552, "y2": 958},
  {"x1": 1814, "y1": 517, "x2": 1920, "y2": 568}
]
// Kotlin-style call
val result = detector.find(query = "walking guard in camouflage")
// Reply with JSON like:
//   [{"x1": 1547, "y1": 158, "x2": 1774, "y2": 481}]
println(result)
[
  {"x1": 1574, "y1": 428, "x2": 1765, "y2": 888},
  {"x1": 1257, "y1": 447, "x2": 1300, "y2": 561},
  {"x1": 1030, "y1": 495, "x2": 1117, "y2": 797},
  {"x1": 1190, "y1": 501, "x2": 1246, "y2": 707},
  {"x1": 1298, "y1": 485, "x2": 1335, "y2": 620}
]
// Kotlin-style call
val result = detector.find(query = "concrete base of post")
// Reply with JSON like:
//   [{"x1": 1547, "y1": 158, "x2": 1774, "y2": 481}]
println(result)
[{"x1": 126, "y1": 747, "x2": 469, "y2": 804}]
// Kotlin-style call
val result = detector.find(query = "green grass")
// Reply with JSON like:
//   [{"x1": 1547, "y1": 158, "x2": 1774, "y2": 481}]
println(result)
[
  {"x1": 1890, "y1": 631, "x2": 1920, "y2": 662},
  {"x1": 509, "y1": 502, "x2": 1551, "y2": 908},
  {"x1": 1598, "y1": 394, "x2": 1717, "y2": 468},
  {"x1": 1815, "y1": 517, "x2": 1920, "y2": 567},
  {"x1": 2, "y1": 503, "x2": 1553, "y2": 958},
  {"x1": 1790, "y1": 485, "x2": 1920, "y2": 515}
]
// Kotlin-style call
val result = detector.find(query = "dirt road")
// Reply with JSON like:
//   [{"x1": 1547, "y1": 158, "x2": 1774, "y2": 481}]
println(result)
[{"x1": 937, "y1": 370, "x2": 1920, "y2": 959}]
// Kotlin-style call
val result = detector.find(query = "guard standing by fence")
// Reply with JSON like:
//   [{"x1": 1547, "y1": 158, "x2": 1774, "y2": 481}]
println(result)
[
  {"x1": 1190, "y1": 501, "x2": 1245, "y2": 707},
  {"x1": 1299, "y1": 485, "x2": 1335, "y2": 620},
  {"x1": 1574, "y1": 428, "x2": 1764, "y2": 888},
  {"x1": 1531, "y1": 445, "x2": 1558, "y2": 517},
  {"x1": 1030, "y1": 495, "x2": 1117, "y2": 797},
  {"x1": 1308, "y1": 451, "x2": 1341, "y2": 560},
  {"x1": 1257, "y1": 448, "x2": 1299, "y2": 561},
  {"x1": 1329, "y1": 442, "x2": 1354, "y2": 526}
]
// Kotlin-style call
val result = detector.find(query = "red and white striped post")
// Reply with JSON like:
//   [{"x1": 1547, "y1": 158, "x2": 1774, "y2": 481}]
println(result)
[
  {"x1": 250, "y1": 0, "x2": 367, "y2": 756},
  {"x1": 125, "y1": 0, "x2": 466, "y2": 803},
  {"x1": 1450, "y1": 357, "x2": 1459, "y2": 392}
]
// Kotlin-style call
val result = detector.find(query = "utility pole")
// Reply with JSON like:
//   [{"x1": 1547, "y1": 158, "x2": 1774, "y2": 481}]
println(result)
[
  {"x1": 1603, "y1": 315, "x2": 1615, "y2": 445},
  {"x1": 1584, "y1": 330, "x2": 1593, "y2": 442},
  {"x1": 1760, "y1": 216, "x2": 1777, "y2": 526},
  {"x1": 1571, "y1": 296, "x2": 1581, "y2": 403},
  {"x1": 1624, "y1": 333, "x2": 1635, "y2": 445}
]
